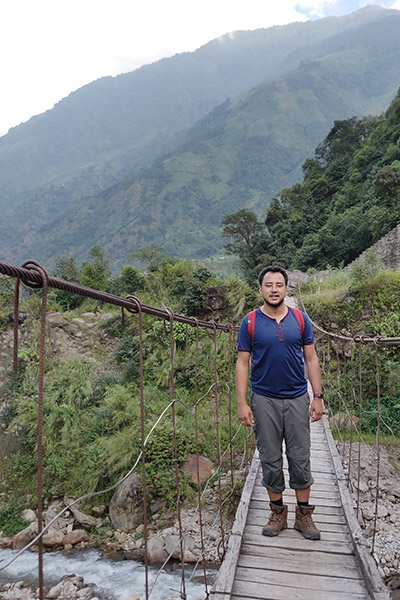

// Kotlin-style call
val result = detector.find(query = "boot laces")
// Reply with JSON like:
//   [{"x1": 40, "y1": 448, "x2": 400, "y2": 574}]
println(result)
[
  {"x1": 269, "y1": 509, "x2": 283, "y2": 525},
  {"x1": 301, "y1": 512, "x2": 317, "y2": 530}
]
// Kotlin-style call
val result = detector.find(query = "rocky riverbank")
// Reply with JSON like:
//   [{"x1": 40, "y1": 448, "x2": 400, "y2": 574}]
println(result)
[
  {"x1": 341, "y1": 441, "x2": 400, "y2": 595},
  {"x1": 0, "y1": 575, "x2": 113, "y2": 600}
]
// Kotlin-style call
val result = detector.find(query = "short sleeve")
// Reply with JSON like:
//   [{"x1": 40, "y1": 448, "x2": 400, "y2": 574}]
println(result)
[
  {"x1": 303, "y1": 313, "x2": 314, "y2": 345},
  {"x1": 237, "y1": 314, "x2": 252, "y2": 352}
]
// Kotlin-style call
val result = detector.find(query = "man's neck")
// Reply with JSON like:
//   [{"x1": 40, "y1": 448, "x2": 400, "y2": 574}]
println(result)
[{"x1": 260, "y1": 302, "x2": 288, "y2": 322}]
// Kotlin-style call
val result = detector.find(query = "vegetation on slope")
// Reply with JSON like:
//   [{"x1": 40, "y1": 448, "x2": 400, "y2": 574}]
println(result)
[
  {"x1": 0, "y1": 247, "x2": 258, "y2": 523},
  {"x1": 300, "y1": 258, "x2": 400, "y2": 441},
  {"x1": 223, "y1": 88, "x2": 400, "y2": 280}
]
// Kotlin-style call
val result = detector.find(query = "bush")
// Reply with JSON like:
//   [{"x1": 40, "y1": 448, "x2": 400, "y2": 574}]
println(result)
[
  {"x1": 361, "y1": 394, "x2": 400, "y2": 437},
  {"x1": 0, "y1": 501, "x2": 30, "y2": 536}
]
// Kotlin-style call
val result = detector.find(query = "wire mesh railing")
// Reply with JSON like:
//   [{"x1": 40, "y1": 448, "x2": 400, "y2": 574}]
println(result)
[
  {"x1": 1, "y1": 259, "x2": 399, "y2": 597},
  {"x1": 298, "y1": 284, "x2": 400, "y2": 577},
  {"x1": 0, "y1": 260, "x2": 254, "y2": 600}
]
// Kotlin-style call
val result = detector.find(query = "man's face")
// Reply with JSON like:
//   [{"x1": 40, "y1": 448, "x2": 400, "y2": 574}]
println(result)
[{"x1": 259, "y1": 271, "x2": 287, "y2": 307}]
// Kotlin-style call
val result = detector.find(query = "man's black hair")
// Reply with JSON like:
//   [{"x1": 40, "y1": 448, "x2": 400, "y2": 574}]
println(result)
[{"x1": 258, "y1": 265, "x2": 288, "y2": 286}]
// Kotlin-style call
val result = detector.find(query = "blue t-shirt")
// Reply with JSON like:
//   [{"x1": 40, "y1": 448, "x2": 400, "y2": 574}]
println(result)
[{"x1": 237, "y1": 307, "x2": 314, "y2": 399}]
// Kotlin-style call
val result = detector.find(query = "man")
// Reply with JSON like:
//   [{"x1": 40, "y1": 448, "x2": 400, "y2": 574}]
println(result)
[{"x1": 236, "y1": 265, "x2": 323, "y2": 540}]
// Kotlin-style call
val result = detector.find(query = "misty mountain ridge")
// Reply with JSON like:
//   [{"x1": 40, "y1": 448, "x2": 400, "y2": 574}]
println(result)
[{"x1": 1, "y1": 5, "x2": 400, "y2": 267}]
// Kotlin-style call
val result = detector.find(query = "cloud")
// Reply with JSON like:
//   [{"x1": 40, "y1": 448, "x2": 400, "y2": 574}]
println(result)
[{"x1": 295, "y1": 0, "x2": 338, "y2": 19}]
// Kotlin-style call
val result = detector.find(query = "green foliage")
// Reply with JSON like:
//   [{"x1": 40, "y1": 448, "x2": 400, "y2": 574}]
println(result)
[
  {"x1": 144, "y1": 424, "x2": 197, "y2": 505},
  {"x1": 361, "y1": 394, "x2": 400, "y2": 437},
  {"x1": 113, "y1": 336, "x2": 140, "y2": 382},
  {"x1": 130, "y1": 245, "x2": 177, "y2": 273},
  {"x1": 349, "y1": 250, "x2": 384, "y2": 290},
  {"x1": 52, "y1": 254, "x2": 84, "y2": 311},
  {"x1": 80, "y1": 245, "x2": 111, "y2": 292},
  {"x1": 182, "y1": 265, "x2": 212, "y2": 316},
  {"x1": 151, "y1": 321, "x2": 196, "y2": 349},
  {"x1": 303, "y1": 266, "x2": 400, "y2": 439},
  {"x1": 1, "y1": 256, "x2": 255, "y2": 507},
  {"x1": 0, "y1": 276, "x2": 14, "y2": 323},
  {"x1": 224, "y1": 275, "x2": 260, "y2": 322},
  {"x1": 228, "y1": 92, "x2": 400, "y2": 276},
  {"x1": 0, "y1": 501, "x2": 30, "y2": 536},
  {"x1": 109, "y1": 265, "x2": 147, "y2": 296},
  {"x1": 221, "y1": 209, "x2": 277, "y2": 282}
]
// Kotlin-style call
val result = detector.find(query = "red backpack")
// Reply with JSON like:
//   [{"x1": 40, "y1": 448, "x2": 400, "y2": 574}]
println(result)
[{"x1": 247, "y1": 307, "x2": 305, "y2": 340}]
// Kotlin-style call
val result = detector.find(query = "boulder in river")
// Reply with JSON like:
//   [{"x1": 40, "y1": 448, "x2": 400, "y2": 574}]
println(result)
[{"x1": 109, "y1": 473, "x2": 144, "y2": 533}]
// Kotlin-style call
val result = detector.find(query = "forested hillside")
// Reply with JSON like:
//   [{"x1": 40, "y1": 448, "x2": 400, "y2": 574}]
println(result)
[
  {"x1": 222, "y1": 89, "x2": 400, "y2": 279},
  {"x1": 1, "y1": 7, "x2": 400, "y2": 267}
]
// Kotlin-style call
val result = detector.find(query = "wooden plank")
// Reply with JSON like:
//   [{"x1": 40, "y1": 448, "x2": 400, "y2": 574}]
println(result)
[
  {"x1": 251, "y1": 486, "x2": 340, "y2": 500},
  {"x1": 247, "y1": 511, "x2": 348, "y2": 531},
  {"x1": 237, "y1": 555, "x2": 361, "y2": 580},
  {"x1": 234, "y1": 565, "x2": 367, "y2": 594},
  {"x1": 244, "y1": 523, "x2": 350, "y2": 543},
  {"x1": 239, "y1": 543, "x2": 360, "y2": 568},
  {"x1": 211, "y1": 452, "x2": 259, "y2": 597},
  {"x1": 253, "y1": 480, "x2": 339, "y2": 493},
  {"x1": 211, "y1": 534, "x2": 242, "y2": 596},
  {"x1": 321, "y1": 416, "x2": 390, "y2": 600},
  {"x1": 213, "y1": 405, "x2": 388, "y2": 600},
  {"x1": 242, "y1": 532, "x2": 354, "y2": 555},
  {"x1": 231, "y1": 580, "x2": 368, "y2": 600},
  {"x1": 251, "y1": 491, "x2": 342, "y2": 507},
  {"x1": 248, "y1": 506, "x2": 346, "y2": 523},
  {"x1": 250, "y1": 499, "x2": 344, "y2": 516}
]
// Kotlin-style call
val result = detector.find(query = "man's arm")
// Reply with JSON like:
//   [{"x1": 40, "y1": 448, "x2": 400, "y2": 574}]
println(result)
[
  {"x1": 304, "y1": 343, "x2": 324, "y2": 422},
  {"x1": 235, "y1": 351, "x2": 254, "y2": 427}
]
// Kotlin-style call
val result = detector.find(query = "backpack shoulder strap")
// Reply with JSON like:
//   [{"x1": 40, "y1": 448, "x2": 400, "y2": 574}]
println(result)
[
  {"x1": 291, "y1": 307, "x2": 305, "y2": 335},
  {"x1": 247, "y1": 309, "x2": 257, "y2": 340},
  {"x1": 248, "y1": 306, "x2": 305, "y2": 339}
]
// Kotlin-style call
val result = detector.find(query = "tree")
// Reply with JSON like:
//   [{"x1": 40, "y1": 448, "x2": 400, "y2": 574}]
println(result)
[
  {"x1": 183, "y1": 264, "x2": 213, "y2": 316},
  {"x1": 52, "y1": 254, "x2": 83, "y2": 310},
  {"x1": 130, "y1": 245, "x2": 176, "y2": 272},
  {"x1": 80, "y1": 246, "x2": 111, "y2": 292},
  {"x1": 109, "y1": 265, "x2": 147, "y2": 297},
  {"x1": 221, "y1": 209, "x2": 270, "y2": 278},
  {"x1": 315, "y1": 116, "x2": 379, "y2": 165}
]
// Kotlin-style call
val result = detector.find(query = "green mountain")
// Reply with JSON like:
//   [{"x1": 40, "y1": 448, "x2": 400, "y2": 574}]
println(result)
[
  {"x1": 16, "y1": 6, "x2": 400, "y2": 269},
  {"x1": 257, "y1": 90, "x2": 400, "y2": 272},
  {"x1": 1, "y1": 6, "x2": 400, "y2": 267}
]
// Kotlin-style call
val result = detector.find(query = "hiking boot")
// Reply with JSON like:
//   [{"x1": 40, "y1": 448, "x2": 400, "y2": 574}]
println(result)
[
  {"x1": 262, "y1": 503, "x2": 288, "y2": 537},
  {"x1": 294, "y1": 505, "x2": 321, "y2": 540}
]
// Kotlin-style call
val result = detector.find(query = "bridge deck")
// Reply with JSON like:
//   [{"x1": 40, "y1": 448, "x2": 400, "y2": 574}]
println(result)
[{"x1": 211, "y1": 416, "x2": 388, "y2": 600}]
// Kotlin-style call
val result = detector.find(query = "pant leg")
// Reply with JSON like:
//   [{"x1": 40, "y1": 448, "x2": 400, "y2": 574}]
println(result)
[
  {"x1": 250, "y1": 392, "x2": 285, "y2": 493},
  {"x1": 284, "y1": 393, "x2": 314, "y2": 490}
]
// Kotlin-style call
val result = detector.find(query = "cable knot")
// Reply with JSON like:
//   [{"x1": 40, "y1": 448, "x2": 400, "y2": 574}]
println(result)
[
  {"x1": 164, "y1": 306, "x2": 174, "y2": 323},
  {"x1": 125, "y1": 295, "x2": 142, "y2": 314},
  {"x1": 21, "y1": 260, "x2": 49, "y2": 289}
]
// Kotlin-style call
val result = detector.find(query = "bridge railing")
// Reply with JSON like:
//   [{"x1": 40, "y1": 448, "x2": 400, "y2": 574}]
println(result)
[
  {"x1": 1, "y1": 259, "x2": 399, "y2": 598},
  {"x1": 0, "y1": 260, "x2": 254, "y2": 600},
  {"x1": 298, "y1": 284, "x2": 400, "y2": 579}
]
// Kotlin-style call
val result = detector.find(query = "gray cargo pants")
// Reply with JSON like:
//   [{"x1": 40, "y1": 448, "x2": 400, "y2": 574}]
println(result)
[{"x1": 250, "y1": 391, "x2": 314, "y2": 493}]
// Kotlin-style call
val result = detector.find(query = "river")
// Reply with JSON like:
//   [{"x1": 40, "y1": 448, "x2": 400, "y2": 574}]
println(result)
[{"x1": 0, "y1": 548, "x2": 214, "y2": 599}]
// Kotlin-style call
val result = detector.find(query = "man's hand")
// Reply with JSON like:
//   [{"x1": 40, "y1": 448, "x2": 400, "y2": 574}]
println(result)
[
  {"x1": 238, "y1": 403, "x2": 254, "y2": 427},
  {"x1": 310, "y1": 397, "x2": 324, "y2": 422}
]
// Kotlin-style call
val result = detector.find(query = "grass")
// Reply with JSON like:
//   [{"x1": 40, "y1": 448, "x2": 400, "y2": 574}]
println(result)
[{"x1": 302, "y1": 270, "x2": 350, "y2": 295}]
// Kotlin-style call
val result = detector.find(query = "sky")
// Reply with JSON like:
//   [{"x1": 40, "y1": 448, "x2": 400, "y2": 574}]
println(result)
[{"x1": 1, "y1": 0, "x2": 399, "y2": 137}]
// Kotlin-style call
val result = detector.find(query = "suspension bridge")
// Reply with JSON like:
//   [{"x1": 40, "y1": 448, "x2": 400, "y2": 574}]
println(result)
[{"x1": 0, "y1": 259, "x2": 398, "y2": 600}]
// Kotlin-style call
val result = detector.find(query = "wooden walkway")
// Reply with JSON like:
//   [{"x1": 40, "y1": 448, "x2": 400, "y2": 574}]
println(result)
[{"x1": 211, "y1": 416, "x2": 390, "y2": 600}]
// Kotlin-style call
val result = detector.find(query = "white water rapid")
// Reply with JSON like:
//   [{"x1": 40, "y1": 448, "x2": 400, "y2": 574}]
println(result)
[{"x1": 0, "y1": 548, "x2": 213, "y2": 599}]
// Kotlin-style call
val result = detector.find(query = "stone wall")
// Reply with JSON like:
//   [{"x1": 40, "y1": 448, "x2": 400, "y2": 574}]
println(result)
[{"x1": 350, "y1": 223, "x2": 400, "y2": 271}]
